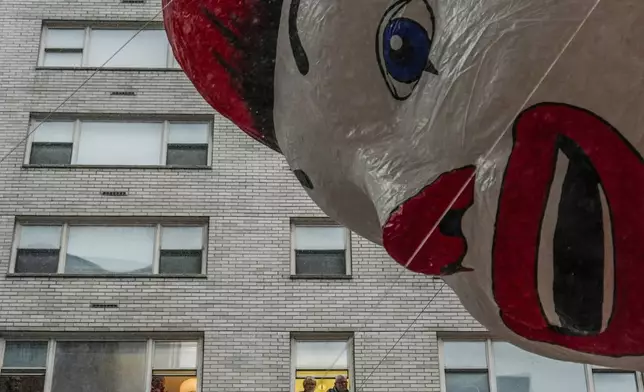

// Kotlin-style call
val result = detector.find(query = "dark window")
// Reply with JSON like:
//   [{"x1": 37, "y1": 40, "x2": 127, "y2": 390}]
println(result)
[
  {"x1": 295, "y1": 250, "x2": 346, "y2": 275},
  {"x1": 14, "y1": 226, "x2": 61, "y2": 274},
  {"x1": 15, "y1": 249, "x2": 59, "y2": 273},
  {"x1": 0, "y1": 342, "x2": 47, "y2": 392},
  {"x1": 166, "y1": 144, "x2": 208, "y2": 166},
  {"x1": 293, "y1": 225, "x2": 348, "y2": 276},
  {"x1": 29, "y1": 143, "x2": 72, "y2": 165},
  {"x1": 445, "y1": 372, "x2": 490, "y2": 392},
  {"x1": 159, "y1": 250, "x2": 202, "y2": 274},
  {"x1": 51, "y1": 341, "x2": 147, "y2": 392}
]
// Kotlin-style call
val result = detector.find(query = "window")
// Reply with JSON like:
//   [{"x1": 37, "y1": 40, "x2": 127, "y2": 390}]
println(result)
[
  {"x1": 12, "y1": 220, "x2": 207, "y2": 275},
  {"x1": 441, "y1": 340, "x2": 644, "y2": 392},
  {"x1": 152, "y1": 342, "x2": 198, "y2": 392},
  {"x1": 0, "y1": 339, "x2": 200, "y2": 392},
  {"x1": 39, "y1": 26, "x2": 180, "y2": 69},
  {"x1": 292, "y1": 222, "x2": 351, "y2": 277},
  {"x1": 292, "y1": 336, "x2": 352, "y2": 392},
  {"x1": 26, "y1": 119, "x2": 211, "y2": 167},
  {"x1": 0, "y1": 341, "x2": 48, "y2": 392}
]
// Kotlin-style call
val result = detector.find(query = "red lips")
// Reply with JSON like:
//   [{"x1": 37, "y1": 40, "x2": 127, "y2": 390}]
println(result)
[{"x1": 383, "y1": 166, "x2": 475, "y2": 275}]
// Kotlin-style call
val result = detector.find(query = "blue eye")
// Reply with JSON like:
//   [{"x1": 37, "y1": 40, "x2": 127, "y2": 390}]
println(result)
[
  {"x1": 383, "y1": 18, "x2": 431, "y2": 83},
  {"x1": 377, "y1": 0, "x2": 437, "y2": 100}
]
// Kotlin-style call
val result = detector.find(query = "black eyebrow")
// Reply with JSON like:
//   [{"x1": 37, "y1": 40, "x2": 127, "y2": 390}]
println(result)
[{"x1": 289, "y1": 0, "x2": 310, "y2": 75}]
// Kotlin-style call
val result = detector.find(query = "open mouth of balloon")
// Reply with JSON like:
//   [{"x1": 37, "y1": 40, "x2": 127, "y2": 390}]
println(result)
[
  {"x1": 493, "y1": 103, "x2": 644, "y2": 354},
  {"x1": 382, "y1": 165, "x2": 475, "y2": 276}
]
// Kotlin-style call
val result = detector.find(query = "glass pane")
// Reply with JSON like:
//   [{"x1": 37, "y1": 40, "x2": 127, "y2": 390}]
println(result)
[
  {"x1": 0, "y1": 375, "x2": 45, "y2": 392},
  {"x1": 15, "y1": 251, "x2": 58, "y2": 273},
  {"x1": 168, "y1": 123, "x2": 209, "y2": 144},
  {"x1": 443, "y1": 341, "x2": 487, "y2": 369},
  {"x1": 493, "y1": 342, "x2": 587, "y2": 392},
  {"x1": 18, "y1": 226, "x2": 61, "y2": 249},
  {"x1": 45, "y1": 29, "x2": 85, "y2": 48},
  {"x1": 294, "y1": 226, "x2": 346, "y2": 250},
  {"x1": 166, "y1": 146, "x2": 208, "y2": 166},
  {"x1": 295, "y1": 341, "x2": 348, "y2": 369},
  {"x1": 31, "y1": 122, "x2": 74, "y2": 143},
  {"x1": 51, "y1": 341, "x2": 146, "y2": 392},
  {"x1": 42, "y1": 52, "x2": 82, "y2": 67},
  {"x1": 295, "y1": 251, "x2": 346, "y2": 275},
  {"x1": 30, "y1": 144, "x2": 72, "y2": 165},
  {"x1": 15, "y1": 250, "x2": 59, "y2": 273},
  {"x1": 161, "y1": 227, "x2": 203, "y2": 250},
  {"x1": 3, "y1": 342, "x2": 48, "y2": 367},
  {"x1": 159, "y1": 251, "x2": 202, "y2": 274},
  {"x1": 593, "y1": 373, "x2": 637, "y2": 392},
  {"x1": 76, "y1": 122, "x2": 163, "y2": 165},
  {"x1": 445, "y1": 373, "x2": 490, "y2": 392},
  {"x1": 151, "y1": 375, "x2": 197, "y2": 392},
  {"x1": 65, "y1": 226, "x2": 155, "y2": 274},
  {"x1": 87, "y1": 29, "x2": 168, "y2": 68},
  {"x1": 153, "y1": 342, "x2": 198, "y2": 369}
]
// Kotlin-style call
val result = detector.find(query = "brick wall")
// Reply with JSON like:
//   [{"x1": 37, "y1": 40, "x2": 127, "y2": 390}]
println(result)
[{"x1": 0, "y1": 1, "x2": 484, "y2": 391}]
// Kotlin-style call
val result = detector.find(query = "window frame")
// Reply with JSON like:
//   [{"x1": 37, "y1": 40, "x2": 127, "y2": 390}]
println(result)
[
  {"x1": 290, "y1": 219, "x2": 352, "y2": 278},
  {"x1": 0, "y1": 337, "x2": 202, "y2": 392},
  {"x1": 24, "y1": 118, "x2": 213, "y2": 168},
  {"x1": 438, "y1": 338, "x2": 644, "y2": 392},
  {"x1": 37, "y1": 24, "x2": 181, "y2": 70},
  {"x1": 290, "y1": 333, "x2": 354, "y2": 392},
  {"x1": 9, "y1": 218, "x2": 208, "y2": 276}
]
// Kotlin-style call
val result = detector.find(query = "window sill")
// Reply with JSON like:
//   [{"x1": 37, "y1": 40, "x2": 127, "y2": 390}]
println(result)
[
  {"x1": 35, "y1": 67, "x2": 184, "y2": 72},
  {"x1": 6, "y1": 273, "x2": 208, "y2": 279},
  {"x1": 23, "y1": 164, "x2": 212, "y2": 170},
  {"x1": 290, "y1": 274, "x2": 352, "y2": 280}
]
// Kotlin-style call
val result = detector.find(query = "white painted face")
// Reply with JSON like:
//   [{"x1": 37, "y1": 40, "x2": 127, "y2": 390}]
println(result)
[{"x1": 273, "y1": 0, "x2": 644, "y2": 370}]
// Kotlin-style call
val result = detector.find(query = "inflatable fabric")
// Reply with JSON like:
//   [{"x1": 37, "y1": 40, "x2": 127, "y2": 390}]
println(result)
[{"x1": 164, "y1": 0, "x2": 644, "y2": 370}]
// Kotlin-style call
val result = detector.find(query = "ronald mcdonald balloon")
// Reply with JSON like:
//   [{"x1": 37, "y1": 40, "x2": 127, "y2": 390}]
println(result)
[{"x1": 164, "y1": 0, "x2": 644, "y2": 370}]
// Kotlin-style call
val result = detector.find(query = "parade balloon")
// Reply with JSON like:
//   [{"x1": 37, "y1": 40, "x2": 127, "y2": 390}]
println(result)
[{"x1": 164, "y1": 0, "x2": 644, "y2": 370}]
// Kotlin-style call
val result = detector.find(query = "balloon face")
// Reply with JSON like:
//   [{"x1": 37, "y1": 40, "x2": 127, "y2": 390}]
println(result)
[{"x1": 165, "y1": 0, "x2": 644, "y2": 370}]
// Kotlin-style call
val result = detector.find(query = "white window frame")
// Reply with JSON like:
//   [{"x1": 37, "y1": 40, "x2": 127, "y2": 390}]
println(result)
[
  {"x1": 290, "y1": 334, "x2": 354, "y2": 392},
  {"x1": 24, "y1": 118, "x2": 213, "y2": 167},
  {"x1": 38, "y1": 25, "x2": 179, "y2": 69},
  {"x1": 10, "y1": 218, "x2": 208, "y2": 275},
  {"x1": 0, "y1": 337, "x2": 202, "y2": 392},
  {"x1": 438, "y1": 338, "x2": 644, "y2": 392},
  {"x1": 290, "y1": 219, "x2": 352, "y2": 277}
]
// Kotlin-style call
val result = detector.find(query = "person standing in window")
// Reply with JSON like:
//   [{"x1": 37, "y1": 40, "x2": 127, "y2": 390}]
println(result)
[
  {"x1": 301, "y1": 376, "x2": 317, "y2": 392},
  {"x1": 327, "y1": 375, "x2": 348, "y2": 392}
]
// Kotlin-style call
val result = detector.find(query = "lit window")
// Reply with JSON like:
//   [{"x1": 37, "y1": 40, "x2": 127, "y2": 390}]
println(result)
[
  {"x1": 292, "y1": 337, "x2": 352, "y2": 392},
  {"x1": 12, "y1": 221, "x2": 206, "y2": 275},
  {"x1": 292, "y1": 223, "x2": 350, "y2": 276},
  {"x1": 39, "y1": 26, "x2": 178, "y2": 69},
  {"x1": 0, "y1": 341, "x2": 48, "y2": 392},
  {"x1": 27, "y1": 119, "x2": 211, "y2": 167},
  {"x1": 441, "y1": 340, "x2": 644, "y2": 392},
  {"x1": 152, "y1": 341, "x2": 199, "y2": 392}
]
